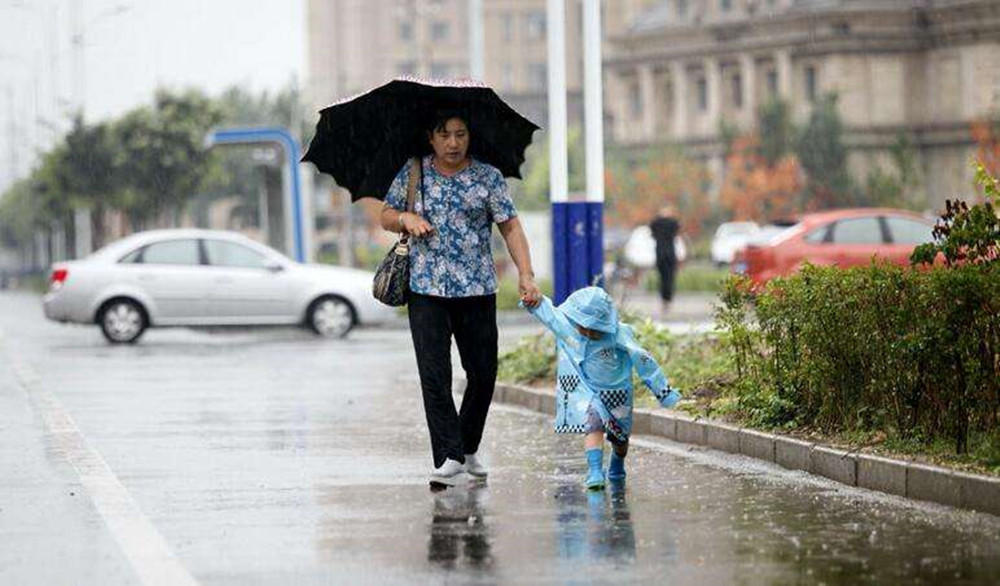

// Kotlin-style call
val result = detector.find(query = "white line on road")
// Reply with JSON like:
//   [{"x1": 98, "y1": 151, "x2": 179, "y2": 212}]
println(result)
[{"x1": 0, "y1": 329, "x2": 200, "y2": 586}]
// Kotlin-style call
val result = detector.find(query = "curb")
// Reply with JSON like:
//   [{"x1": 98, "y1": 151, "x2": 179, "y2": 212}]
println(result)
[{"x1": 493, "y1": 381, "x2": 1000, "y2": 517}]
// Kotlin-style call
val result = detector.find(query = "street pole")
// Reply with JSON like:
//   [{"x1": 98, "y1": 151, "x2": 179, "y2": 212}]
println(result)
[
  {"x1": 583, "y1": 0, "x2": 604, "y2": 286},
  {"x1": 468, "y1": 0, "x2": 484, "y2": 80},
  {"x1": 547, "y1": 0, "x2": 571, "y2": 302},
  {"x1": 583, "y1": 0, "x2": 604, "y2": 206},
  {"x1": 547, "y1": 0, "x2": 568, "y2": 206}
]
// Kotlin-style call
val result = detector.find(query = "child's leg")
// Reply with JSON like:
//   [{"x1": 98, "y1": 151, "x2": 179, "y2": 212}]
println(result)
[
  {"x1": 607, "y1": 436, "x2": 629, "y2": 481},
  {"x1": 583, "y1": 409, "x2": 606, "y2": 489},
  {"x1": 584, "y1": 431, "x2": 604, "y2": 451}
]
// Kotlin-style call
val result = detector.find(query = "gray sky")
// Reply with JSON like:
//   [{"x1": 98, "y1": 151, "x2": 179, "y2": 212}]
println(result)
[{"x1": 0, "y1": 0, "x2": 305, "y2": 188}]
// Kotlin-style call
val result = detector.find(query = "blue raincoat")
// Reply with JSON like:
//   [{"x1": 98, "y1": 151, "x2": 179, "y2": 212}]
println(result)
[{"x1": 526, "y1": 287, "x2": 680, "y2": 442}]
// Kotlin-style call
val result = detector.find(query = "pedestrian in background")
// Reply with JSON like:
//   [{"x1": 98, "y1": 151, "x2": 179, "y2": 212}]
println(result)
[
  {"x1": 522, "y1": 287, "x2": 681, "y2": 490},
  {"x1": 381, "y1": 109, "x2": 541, "y2": 488},
  {"x1": 650, "y1": 206, "x2": 681, "y2": 317}
]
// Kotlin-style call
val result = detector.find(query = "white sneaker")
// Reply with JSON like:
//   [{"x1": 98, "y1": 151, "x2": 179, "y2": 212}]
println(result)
[
  {"x1": 430, "y1": 458, "x2": 468, "y2": 488},
  {"x1": 464, "y1": 453, "x2": 488, "y2": 478}
]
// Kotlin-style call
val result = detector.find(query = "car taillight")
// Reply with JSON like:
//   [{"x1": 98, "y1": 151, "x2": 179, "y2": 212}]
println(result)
[{"x1": 50, "y1": 268, "x2": 68, "y2": 288}]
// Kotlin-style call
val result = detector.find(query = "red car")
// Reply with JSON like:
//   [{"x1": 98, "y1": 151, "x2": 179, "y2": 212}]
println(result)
[{"x1": 731, "y1": 208, "x2": 935, "y2": 285}]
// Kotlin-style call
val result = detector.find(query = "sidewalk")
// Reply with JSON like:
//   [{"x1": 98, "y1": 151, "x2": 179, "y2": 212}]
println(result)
[{"x1": 490, "y1": 381, "x2": 1000, "y2": 518}]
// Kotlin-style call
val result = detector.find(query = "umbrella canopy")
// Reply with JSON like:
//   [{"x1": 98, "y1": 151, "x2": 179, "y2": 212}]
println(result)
[{"x1": 302, "y1": 77, "x2": 540, "y2": 201}]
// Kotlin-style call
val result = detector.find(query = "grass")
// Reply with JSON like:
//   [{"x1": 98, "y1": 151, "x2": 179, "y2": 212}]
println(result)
[
  {"x1": 644, "y1": 262, "x2": 731, "y2": 294},
  {"x1": 498, "y1": 314, "x2": 1000, "y2": 477}
]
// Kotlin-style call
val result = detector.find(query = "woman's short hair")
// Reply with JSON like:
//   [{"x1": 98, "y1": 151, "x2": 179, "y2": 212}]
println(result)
[{"x1": 426, "y1": 108, "x2": 470, "y2": 134}]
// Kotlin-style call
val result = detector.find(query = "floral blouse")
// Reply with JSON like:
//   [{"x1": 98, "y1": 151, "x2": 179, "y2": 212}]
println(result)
[{"x1": 384, "y1": 156, "x2": 517, "y2": 298}]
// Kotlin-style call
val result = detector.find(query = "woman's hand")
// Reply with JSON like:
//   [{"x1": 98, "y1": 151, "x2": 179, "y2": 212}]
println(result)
[
  {"x1": 401, "y1": 212, "x2": 434, "y2": 238},
  {"x1": 518, "y1": 273, "x2": 541, "y2": 308}
]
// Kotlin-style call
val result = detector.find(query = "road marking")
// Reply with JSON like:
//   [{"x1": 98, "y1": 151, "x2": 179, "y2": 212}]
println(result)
[{"x1": 0, "y1": 329, "x2": 200, "y2": 586}]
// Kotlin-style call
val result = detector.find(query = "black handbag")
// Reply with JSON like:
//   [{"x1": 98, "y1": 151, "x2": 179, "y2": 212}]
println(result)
[{"x1": 373, "y1": 157, "x2": 422, "y2": 306}]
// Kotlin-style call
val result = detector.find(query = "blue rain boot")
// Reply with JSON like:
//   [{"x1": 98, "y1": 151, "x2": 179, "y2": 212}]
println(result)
[
  {"x1": 607, "y1": 451, "x2": 626, "y2": 482},
  {"x1": 585, "y1": 448, "x2": 605, "y2": 490}
]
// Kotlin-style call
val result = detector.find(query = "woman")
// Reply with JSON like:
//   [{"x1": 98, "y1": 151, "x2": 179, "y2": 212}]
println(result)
[{"x1": 381, "y1": 110, "x2": 541, "y2": 488}]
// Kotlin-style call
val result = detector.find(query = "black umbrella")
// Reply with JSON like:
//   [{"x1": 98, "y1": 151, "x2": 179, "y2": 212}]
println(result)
[{"x1": 302, "y1": 77, "x2": 540, "y2": 201}]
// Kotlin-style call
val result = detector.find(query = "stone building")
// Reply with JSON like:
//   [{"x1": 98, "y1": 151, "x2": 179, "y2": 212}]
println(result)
[
  {"x1": 306, "y1": 0, "x2": 662, "y2": 126},
  {"x1": 604, "y1": 0, "x2": 1000, "y2": 207}
]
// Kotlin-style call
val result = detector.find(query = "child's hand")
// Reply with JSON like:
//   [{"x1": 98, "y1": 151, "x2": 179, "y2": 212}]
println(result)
[
  {"x1": 659, "y1": 388, "x2": 681, "y2": 409},
  {"x1": 519, "y1": 274, "x2": 542, "y2": 308}
]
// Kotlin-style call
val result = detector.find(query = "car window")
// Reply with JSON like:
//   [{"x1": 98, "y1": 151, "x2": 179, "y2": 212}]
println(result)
[
  {"x1": 142, "y1": 240, "x2": 201, "y2": 265},
  {"x1": 204, "y1": 239, "x2": 267, "y2": 269},
  {"x1": 803, "y1": 225, "x2": 828, "y2": 244},
  {"x1": 885, "y1": 217, "x2": 933, "y2": 245},
  {"x1": 831, "y1": 217, "x2": 883, "y2": 245},
  {"x1": 118, "y1": 248, "x2": 143, "y2": 263}
]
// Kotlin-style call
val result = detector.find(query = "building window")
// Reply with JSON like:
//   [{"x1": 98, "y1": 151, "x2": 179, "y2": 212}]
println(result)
[
  {"x1": 430, "y1": 20, "x2": 450, "y2": 41},
  {"x1": 731, "y1": 73, "x2": 743, "y2": 108},
  {"x1": 805, "y1": 65, "x2": 817, "y2": 102},
  {"x1": 528, "y1": 63, "x2": 547, "y2": 92},
  {"x1": 501, "y1": 12, "x2": 514, "y2": 42},
  {"x1": 629, "y1": 80, "x2": 642, "y2": 118},
  {"x1": 697, "y1": 76, "x2": 708, "y2": 112},
  {"x1": 525, "y1": 12, "x2": 546, "y2": 40},
  {"x1": 399, "y1": 21, "x2": 413, "y2": 41},
  {"x1": 720, "y1": 0, "x2": 732, "y2": 11},
  {"x1": 766, "y1": 69, "x2": 778, "y2": 96},
  {"x1": 677, "y1": 0, "x2": 689, "y2": 18}
]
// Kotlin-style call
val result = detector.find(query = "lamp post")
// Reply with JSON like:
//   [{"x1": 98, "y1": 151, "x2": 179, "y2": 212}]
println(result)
[
  {"x1": 71, "y1": 0, "x2": 132, "y2": 120},
  {"x1": 548, "y1": 0, "x2": 605, "y2": 303},
  {"x1": 468, "y1": 0, "x2": 484, "y2": 80}
]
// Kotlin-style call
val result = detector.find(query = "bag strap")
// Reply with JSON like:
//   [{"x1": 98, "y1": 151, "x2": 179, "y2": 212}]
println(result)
[
  {"x1": 398, "y1": 157, "x2": 422, "y2": 244},
  {"x1": 405, "y1": 156, "x2": 421, "y2": 214}
]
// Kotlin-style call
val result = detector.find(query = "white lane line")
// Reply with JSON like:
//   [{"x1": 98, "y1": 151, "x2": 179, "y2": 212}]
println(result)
[{"x1": 0, "y1": 329, "x2": 200, "y2": 586}]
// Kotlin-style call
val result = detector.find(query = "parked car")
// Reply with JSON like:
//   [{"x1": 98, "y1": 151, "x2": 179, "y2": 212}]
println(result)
[
  {"x1": 710, "y1": 221, "x2": 760, "y2": 265},
  {"x1": 731, "y1": 208, "x2": 934, "y2": 285},
  {"x1": 43, "y1": 229, "x2": 394, "y2": 343}
]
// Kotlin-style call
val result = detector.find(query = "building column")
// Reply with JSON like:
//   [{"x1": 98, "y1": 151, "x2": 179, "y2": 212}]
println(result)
[
  {"x1": 775, "y1": 48, "x2": 793, "y2": 100},
  {"x1": 740, "y1": 54, "x2": 756, "y2": 127},
  {"x1": 637, "y1": 63, "x2": 657, "y2": 141},
  {"x1": 671, "y1": 61, "x2": 687, "y2": 140},
  {"x1": 705, "y1": 56, "x2": 721, "y2": 132}
]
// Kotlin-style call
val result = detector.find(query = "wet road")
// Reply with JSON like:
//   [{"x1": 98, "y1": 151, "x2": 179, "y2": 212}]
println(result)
[{"x1": 2, "y1": 290, "x2": 999, "y2": 585}]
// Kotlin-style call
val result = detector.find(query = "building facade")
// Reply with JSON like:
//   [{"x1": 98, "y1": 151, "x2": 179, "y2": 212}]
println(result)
[
  {"x1": 306, "y1": 0, "x2": 665, "y2": 126},
  {"x1": 605, "y1": 0, "x2": 1000, "y2": 207}
]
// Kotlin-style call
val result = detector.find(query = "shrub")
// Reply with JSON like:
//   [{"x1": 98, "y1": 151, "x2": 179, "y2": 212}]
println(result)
[{"x1": 717, "y1": 160, "x2": 1000, "y2": 455}]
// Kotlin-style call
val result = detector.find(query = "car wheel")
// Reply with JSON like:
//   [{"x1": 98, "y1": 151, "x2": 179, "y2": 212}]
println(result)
[
  {"x1": 99, "y1": 299, "x2": 147, "y2": 344},
  {"x1": 308, "y1": 296, "x2": 355, "y2": 338}
]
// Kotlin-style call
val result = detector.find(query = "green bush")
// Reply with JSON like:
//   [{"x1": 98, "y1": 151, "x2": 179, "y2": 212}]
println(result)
[{"x1": 718, "y1": 262, "x2": 1000, "y2": 455}]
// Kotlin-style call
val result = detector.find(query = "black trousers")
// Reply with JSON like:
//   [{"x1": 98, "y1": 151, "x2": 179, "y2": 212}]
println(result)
[{"x1": 408, "y1": 293, "x2": 498, "y2": 468}]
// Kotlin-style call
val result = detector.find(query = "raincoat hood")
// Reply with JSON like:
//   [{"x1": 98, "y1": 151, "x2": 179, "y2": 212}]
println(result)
[{"x1": 558, "y1": 287, "x2": 619, "y2": 334}]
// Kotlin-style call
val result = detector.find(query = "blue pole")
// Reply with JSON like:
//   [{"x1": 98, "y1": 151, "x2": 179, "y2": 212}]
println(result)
[{"x1": 204, "y1": 127, "x2": 306, "y2": 263}]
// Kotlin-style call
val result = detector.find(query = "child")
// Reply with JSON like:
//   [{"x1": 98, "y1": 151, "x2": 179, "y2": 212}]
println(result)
[{"x1": 523, "y1": 287, "x2": 680, "y2": 490}]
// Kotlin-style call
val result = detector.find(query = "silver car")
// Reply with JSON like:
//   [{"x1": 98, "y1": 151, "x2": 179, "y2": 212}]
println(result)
[{"x1": 43, "y1": 229, "x2": 394, "y2": 343}]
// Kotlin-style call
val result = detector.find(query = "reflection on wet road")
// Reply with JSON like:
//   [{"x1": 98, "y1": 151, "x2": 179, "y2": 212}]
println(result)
[{"x1": 1, "y1": 291, "x2": 999, "y2": 585}]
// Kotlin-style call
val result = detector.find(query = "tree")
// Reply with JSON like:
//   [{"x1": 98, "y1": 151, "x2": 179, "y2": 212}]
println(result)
[
  {"x1": 863, "y1": 134, "x2": 920, "y2": 209},
  {"x1": 517, "y1": 127, "x2": 587, "y2": 211},
  {"x1": 605, "y1": 146, "x2": 711, "y2": 235},
  {"x1": 114, "y1": 89, "x2": 223, "y2": 227},
  {"x1": 719, "y1": 135, "x2": 802, "y2": 222},
  {"x1": 758, "y1": 99, "x2": 794, "y2": 166},
  {"x1": 48, "y1": 116, "x2": 122, "y2": 246},
  {"x1": 971, "y1": 118, "x2": 1000, "y2": 181},
  {"x1": 796, "y1": 94, "x2": 852, "y2": 208}
]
